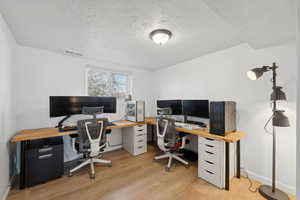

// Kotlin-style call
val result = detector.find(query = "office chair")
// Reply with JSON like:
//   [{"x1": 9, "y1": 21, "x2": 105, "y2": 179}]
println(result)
[
  {"x1": 154, "y1": 117, "x2": 189, "y2": 171},
  {"x1": 69, "y1": 118, "x2": 112, "y2": 179}
]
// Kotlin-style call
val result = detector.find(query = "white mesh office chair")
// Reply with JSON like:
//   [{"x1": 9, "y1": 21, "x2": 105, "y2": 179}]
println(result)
[
  {"x1": 69, "y1": 118, "x2": 112, "y2": 179},
  {"x1": 154, "y1": 117, "x2": 189, "y2": 171}
]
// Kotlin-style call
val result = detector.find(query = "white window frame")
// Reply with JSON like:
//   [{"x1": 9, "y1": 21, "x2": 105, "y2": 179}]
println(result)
[{"x1": 85, "y1": 65, "x2": 132, "y2": 98}]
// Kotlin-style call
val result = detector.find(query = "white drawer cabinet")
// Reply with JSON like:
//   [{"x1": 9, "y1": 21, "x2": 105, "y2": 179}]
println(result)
[
  {"x1": 122, "y1": 124, "x2": 147, "y2": 156},
  {"x1": 198, "y1": 136, "x2": 235, "y2": 188}
]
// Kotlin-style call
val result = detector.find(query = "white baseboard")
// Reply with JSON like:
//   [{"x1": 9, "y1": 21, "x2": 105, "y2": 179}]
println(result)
[
  {"x1": 244, "y1": 169, "x2": 295, "y2": 195},
  {"x1": 105, "y1": 145, "x2": 122, "y2": 152},
  {"x1": 1, "y1": 186, "x2": 10, "y2": 200}
]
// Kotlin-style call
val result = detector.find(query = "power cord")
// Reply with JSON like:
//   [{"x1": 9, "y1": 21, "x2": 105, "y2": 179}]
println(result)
[
  {"x1": 264, "y1": 114, "x2": 274, "y2": 135},
  {"x1": 243, "y1": 169, "x2": 258, "y2": 193}
]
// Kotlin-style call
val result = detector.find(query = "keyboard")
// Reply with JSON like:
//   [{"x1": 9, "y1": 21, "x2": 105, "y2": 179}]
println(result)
[
  {"x1": 59, "y1": 121, "x2": 116, "y2": 132},
  {"x1": 175, "y1": 122, "x2": 201, "y2": 130},
  {"x1": 174, "y1": 122, "x2": 186, "y2": 128},
  {"x1": 107, "y1": 122, "x2": 116, "y2": 126}
]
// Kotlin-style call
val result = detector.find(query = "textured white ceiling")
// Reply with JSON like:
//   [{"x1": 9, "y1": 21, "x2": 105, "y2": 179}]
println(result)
[{"x1": 0, "y1": 0, "x2": 296, "y2": 70}]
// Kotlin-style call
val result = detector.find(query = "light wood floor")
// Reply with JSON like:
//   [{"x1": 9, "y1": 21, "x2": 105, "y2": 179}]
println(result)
[{"x1": 8, "y1": 146, "x2": 295, "y2": 200}]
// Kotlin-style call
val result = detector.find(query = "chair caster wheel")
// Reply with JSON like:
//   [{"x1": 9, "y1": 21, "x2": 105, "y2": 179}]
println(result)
[
  {"x1": 108, "y1": 163, "x2": 112, "y2": 167},
  {"x1": 184, "y1": 164, "x2": 190, "y2": 168},
  {"x1": 68, "y1": 172, "x2": 73, "y2": 177},
  {"x1": 165, "y1": 167, "x2": 170, "y2": 172}
]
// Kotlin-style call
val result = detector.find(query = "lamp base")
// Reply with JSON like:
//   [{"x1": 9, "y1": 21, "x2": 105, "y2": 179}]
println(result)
[{"x1": 259, "y1": 185, "x2": 289, "y2": 200}]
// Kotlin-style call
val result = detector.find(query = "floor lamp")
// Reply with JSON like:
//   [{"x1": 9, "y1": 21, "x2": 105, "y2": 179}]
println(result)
[{"x1": 247, "y1": 62, "x2": 290, "y2": 200}]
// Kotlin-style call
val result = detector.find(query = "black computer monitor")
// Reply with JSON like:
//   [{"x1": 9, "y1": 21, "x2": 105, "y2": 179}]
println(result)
[
  {"x1": 50, "y1": 96, "x2": 117, "y2": 117},
  {"x1": 182, "y1": 100, "x2": 209, "y2": 118},
  {"x1": 156, "y1": 100, "x2": 182, "y2": 115}
]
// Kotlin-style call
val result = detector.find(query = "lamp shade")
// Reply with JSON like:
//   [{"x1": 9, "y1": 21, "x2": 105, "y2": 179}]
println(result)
[
  {"x1": 247, "y1": 68, "x2": 267, "y2": 80},
  {"x1": 270, "y1": 86, "x2": 287, "y2": 101},
  {"x1": 273, "y1": 110, "x2": 290, "y2": 127}
]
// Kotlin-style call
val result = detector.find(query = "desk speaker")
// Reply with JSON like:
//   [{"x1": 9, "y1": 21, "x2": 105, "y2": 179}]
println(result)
[{"x1": 209, "y1": 101, "x2": 236, "y2": 136}]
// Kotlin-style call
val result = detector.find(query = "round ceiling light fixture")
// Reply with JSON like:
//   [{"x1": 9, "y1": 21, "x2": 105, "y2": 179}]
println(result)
[{"x1": 149, "y1": 29, "x2": 172, "y2": 45}]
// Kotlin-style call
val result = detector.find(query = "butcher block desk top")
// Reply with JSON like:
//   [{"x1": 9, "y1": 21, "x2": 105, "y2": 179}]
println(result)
[
  {"x1": 11, "y1": 118, "x2": 245, "y2": 143},
  {"x1": 145, "y1": 118, "x2": 245, "y2": 143},
  {"x1": 11, "y1": 120, "x2": 144, "y2": 142}
]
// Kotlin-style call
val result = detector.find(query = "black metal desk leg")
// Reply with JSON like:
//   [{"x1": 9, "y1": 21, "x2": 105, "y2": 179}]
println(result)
[
  {"x1": 151, "y1": 125, "x2": 154, "y2": 145},
  {"x1": 20, "y1": 140, "x2": 27, "y2": 189},
  {"x1": 225, "y1": 142, "x2": 230, "y2": 190},
  {"x1": 237, "y1": 140, "x2": 240, "y2": 179}
]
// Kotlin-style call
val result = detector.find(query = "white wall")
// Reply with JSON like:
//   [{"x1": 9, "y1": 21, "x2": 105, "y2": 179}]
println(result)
[
  {"x1": 14, "y1": 46, "x2": 155, "y2": 160},
  {"x1": 0, "y1": 13, "x2": 16, "y2": 200},
  {"x1": 153, "y1": 42, "x2": 297, "y2": 194}
]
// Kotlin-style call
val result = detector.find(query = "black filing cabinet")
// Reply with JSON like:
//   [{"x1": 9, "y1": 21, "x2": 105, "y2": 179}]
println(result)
[{"x1": 20, "y1": 136, "x2": 64, "y2": 188}]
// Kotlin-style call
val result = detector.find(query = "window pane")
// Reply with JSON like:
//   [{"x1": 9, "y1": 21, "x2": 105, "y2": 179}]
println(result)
[
  {"x1": 87, "y1": 69, "x2": 130, "y2": 98},
  {"x1": 87, "y1": 70, "x2": 111, "y2": 96},
  {"x1": 112, "y1": 73, "x2": 128, "y2": 97}
]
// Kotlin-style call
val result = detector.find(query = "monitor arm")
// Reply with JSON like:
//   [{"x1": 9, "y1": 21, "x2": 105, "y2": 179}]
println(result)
[
  {"x1": 56, "y1": 115, "x2": 71, "y2": 128},
  {"x1": 184, "y1": 115, "x2": 187, "y2": 123}
]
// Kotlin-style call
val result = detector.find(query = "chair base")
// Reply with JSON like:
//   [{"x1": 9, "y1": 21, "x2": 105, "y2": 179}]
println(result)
[
  {"x1": 69, "y1": 157, "x2": 112, "y2": 179},
  {"x1": 154, "y1": 152, "x2": 189, "y2": 171}
]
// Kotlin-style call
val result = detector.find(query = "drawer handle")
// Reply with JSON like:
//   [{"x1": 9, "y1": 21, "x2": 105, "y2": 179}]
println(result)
[
  {"x1": 205, "y1": 138, "x2": 214, "y2": 141},
  {"x1": 137, "y1": 134, "x2": 144, "y2": 136},
  {"x1": 205, "y1": 170, "x2": 214, "y2": 175},
  {"x1": 138, "y1": 140, "x2": 143, "y2": 142},
  {"x1": 205, "y1": 144, "x2": 214, "y2": 148},
  {"x1": 38, "y1": 154, "x2": 53, "y2": 159},
  {"x1": 138, "y1": 146, "x2": 143, "y2": 149},
  {"x1": 205, "y1": 151, "x2": 214, "y2": 155},
  {"x1": 205, "y1": 160, "x2": 214, "y2": 165},
  {"x1": 138, "y1": 129, "x2": 144, "y2": 132},
  {"x1": 38, "y1": 147, "x2": 53, "y2": 153}
]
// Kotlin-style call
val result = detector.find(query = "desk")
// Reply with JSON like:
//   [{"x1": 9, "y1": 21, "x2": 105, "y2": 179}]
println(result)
[
  {"x1": 11, "y1": 118, "x2": 244, "y2": 143},
  {"x1": 145, "y1": 117, "x2": 245, "y2": 190},
  {"x1": 11, "y1": 120, "x2": 145, "y2": 189},
  {"x1": 11, "y1": 117, "x2": 245, "y2": 190},
  {"x1": 11, "y1": 120, "x2": 145, "y2": 142},
  {"x1": 145, "y1": 118, "x2": 244, "y2": 143}
]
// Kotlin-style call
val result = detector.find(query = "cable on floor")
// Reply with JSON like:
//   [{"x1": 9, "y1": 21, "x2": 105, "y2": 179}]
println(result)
[{"x1": 244, "y1": 170, "x2": 258, "y2": 193}]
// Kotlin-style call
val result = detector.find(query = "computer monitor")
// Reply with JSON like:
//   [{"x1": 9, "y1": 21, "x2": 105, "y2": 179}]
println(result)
[
  {"x1": 156, "y1": 100, "x2": 182, "y2": 115},
  {"x1": 182, "y1": 100, "x2": 209, "y2": 118},
  {"x1": 50, "y1": 96, "x2": 117, "y2": 117}
]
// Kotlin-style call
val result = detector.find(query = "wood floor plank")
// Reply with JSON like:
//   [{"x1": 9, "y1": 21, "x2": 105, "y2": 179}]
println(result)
[{"x1": 7, "y1": 146, "x2": 295, "y2": 200}]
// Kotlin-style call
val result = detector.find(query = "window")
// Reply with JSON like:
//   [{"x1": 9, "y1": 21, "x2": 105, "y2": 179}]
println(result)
[{"x1": 86, "y1": 68, "x2": 130, "y2": 98}]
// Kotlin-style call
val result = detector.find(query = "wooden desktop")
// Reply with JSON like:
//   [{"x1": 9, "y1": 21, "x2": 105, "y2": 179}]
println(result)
[{"x1": 11, "y1": 117, "x2": 244, "y2": 143}]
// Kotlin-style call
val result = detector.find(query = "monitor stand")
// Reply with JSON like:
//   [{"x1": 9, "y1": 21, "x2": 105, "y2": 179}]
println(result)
[
  {"x1": 184, "y1": 115, "x2": 188, "y2": 123},
  {"x1": 56, "y1": 115, "x2": 71, "y2": 129}
]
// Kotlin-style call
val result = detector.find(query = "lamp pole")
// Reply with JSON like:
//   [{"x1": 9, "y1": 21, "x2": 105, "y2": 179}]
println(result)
[{"x1": 271, "y1": 63, "x2": 277, "y2": 193}]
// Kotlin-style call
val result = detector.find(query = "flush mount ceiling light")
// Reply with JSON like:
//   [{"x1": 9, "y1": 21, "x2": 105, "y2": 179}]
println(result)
[{"x1": 149, "y1": 29, "x2": 172, "y2": 45}]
